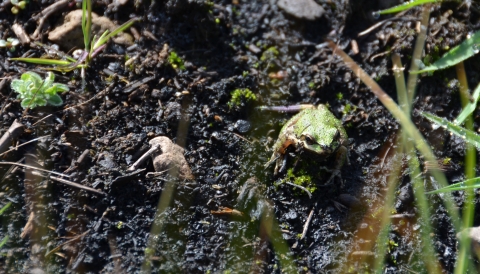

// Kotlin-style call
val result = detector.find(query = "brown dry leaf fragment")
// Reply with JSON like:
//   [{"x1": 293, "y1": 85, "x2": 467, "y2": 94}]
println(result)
[
  {"x1": 48, "y1": 10, "x2": 134, "y2": 50},
  {"x1": 148, "y1": 136, "x2": 194, "y2": 180},
  {"x1": 211, "y1": 207, "x2": 244, "y2": 217}
]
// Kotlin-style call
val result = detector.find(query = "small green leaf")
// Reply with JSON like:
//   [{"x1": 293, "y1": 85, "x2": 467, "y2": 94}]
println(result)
[
  {"x1": 21, "y1": 71, "x2": 42, "y2": 88},
  {"x1": 10, "y1": 79, "x2": 25, "y2": 93},
  {"x1": 40, "y1": 72, "x2": 55, "y2": 91},
  {"x1": 20, "y1": 98, "x2": 32, "y2": 108},
  {"x1": 17, "y1": 1, "x2": 26, "y2": 9},
  {"x1": 411, "y1": 30, "x2": 480, "y2": 74},
  {"x1": 53, "y1": 83, "x2": 69, "y2": 92},
  {"x1": 34, "y1": 98, "x2": 47, "y2": 107},
  {"x1": 47, "y1": 94, "x2": 63, "y2": 106}
]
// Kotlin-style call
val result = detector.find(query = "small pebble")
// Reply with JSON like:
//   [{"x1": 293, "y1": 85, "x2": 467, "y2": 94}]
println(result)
[{"x1": 235, "y1": 120, "x2": 251, "y2": 133}]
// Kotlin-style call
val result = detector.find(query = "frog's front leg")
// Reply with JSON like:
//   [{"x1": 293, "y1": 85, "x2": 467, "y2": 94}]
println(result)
[{"x1": 323, "y1": 145, "x2": 348, "y2": 186}]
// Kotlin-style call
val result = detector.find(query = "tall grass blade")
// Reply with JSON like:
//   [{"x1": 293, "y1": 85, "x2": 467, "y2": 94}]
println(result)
[
  {"x1": 411, "y1": 30, "x2": 480, "y2": 74},
  {"x1": 82, "y1": 0, "x2": 92, "y2": 51},
  {"x1": 421, "y1": 112, "x2": 480, "y2": 149},
  {"x1": 0, "y1": 202, "x2": 11, "y2": 215},
  {"x1": 455, "y1": 82, "x2": 480, "y2": 125},
  {"x1": 0, "y1": 236, "x2": 8, "y2": 248},
  {"x1": 9, "y1": 58, "x2": 72, "y2": 66},
  {"x1": 375, "y1": 0, "x2": 440, "y2": 15},
  {"x1": 92, "y1": 18, "x2": 139, "y2": 50},
  {"x1": 427, "y1": 177, "x2": 480, "y2": 194}
]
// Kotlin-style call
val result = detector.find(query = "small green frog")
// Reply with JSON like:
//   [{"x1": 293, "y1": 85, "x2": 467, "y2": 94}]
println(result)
[{"x1": 265, "y1": 104, "x2": 348, "y2": 185}]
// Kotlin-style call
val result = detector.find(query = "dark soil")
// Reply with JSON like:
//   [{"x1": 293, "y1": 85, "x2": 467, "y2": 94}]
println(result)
[{"x1": 0, "y1": 0, "x2": 479, "y2": 273}]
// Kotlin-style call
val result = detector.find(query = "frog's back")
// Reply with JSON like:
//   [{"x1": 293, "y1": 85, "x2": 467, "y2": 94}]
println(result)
[{"x1": 311, "y1": 105, "x2": 348, "y2": 140}]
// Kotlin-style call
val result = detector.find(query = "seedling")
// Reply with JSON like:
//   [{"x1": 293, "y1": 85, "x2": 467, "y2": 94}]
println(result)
[
  {"x1": 10, "y1": 71, "x2": 69, "y2": 109},
  {"x1": 168, "y1": 51, "x2": 185, "y2": 70},
  {"x1": 228, "y1": 88, "x2": 257, "y2": 108},
  {"x1": 10, "y1": 0, "x2": 139, "y2": 75},
  {"x1": 0, "y1": 38, "x2": 19, "y2": 51},
  {"x1": 10, "y1": 0, "x2": 27, "y2": 14}
]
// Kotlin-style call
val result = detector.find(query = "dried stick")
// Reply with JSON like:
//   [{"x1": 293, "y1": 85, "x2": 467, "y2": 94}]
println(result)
[
  {"x1": 32, "y1": 0, "x2": 70, "y2": 39},
  {"x1": 0, "y1": 119, "x2": 25, "y2": 155}
]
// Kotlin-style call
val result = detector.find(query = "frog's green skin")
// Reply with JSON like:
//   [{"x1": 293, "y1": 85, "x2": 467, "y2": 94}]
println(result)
[{"x1": 266, "y1": 104, "x2": 348, "y2": 185}]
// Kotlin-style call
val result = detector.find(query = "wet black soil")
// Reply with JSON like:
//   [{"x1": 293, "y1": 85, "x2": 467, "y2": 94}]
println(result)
[{"x1": 1, "y1": 0, "x2": 480, "y2": 273}]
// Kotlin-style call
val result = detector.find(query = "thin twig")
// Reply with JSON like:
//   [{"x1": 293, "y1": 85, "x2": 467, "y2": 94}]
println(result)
[
  {"x1": 127, "y1": 144, "x2": 160, "y2": 171},
  {"x1": 0, "y1": 161, "x2": 71, "y2": 178},
  {"x1": 32, "y1": 0, "x2": 70, "y2": 39},
  {"x1": 62, "y1": 82, "x2": 114, "y2": 112},
  {"x1": 50, "y1": 176, "x2": 105, "y2": 195},
  {"x1": 283, "y1": 181, "x2": 312, "y2": 198},
  {"x1": 300, "y1": 207, "x2": 315, "y2": 240},
  {"x1": 45, "y1": 230, "x2": 90, "y2": 257},
  {"x1": 0, "y1": 135, "x2": 49, "y2": 157},
  {"x1": 0, "y1": 119, "x2": 25, "y2": 155},
  {"x1": 31, "y1": 114, "x2": 53, "y2": 126}
]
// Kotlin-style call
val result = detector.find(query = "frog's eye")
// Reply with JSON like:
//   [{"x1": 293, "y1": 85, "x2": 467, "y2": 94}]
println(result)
[{"x1": 302, "y1": 134, "x2": 316, "y2": 145}]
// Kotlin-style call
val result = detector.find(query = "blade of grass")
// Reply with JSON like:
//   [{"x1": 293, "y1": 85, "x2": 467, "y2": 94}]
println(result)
[
  {"x1": 421, "y1": 112, "x2": 480, "y2": 149},
  {"x1": 82, "y1": 0, "x2": 92, "y2": 51},
  {"x1": 373, "y1": 141, "x2": 403, "y2": 273},
  {"x1": 0, "y1": 236, "x2": 8, "y2": 249},
  {"x1": 455, "y1": 82, "x2": 480, "y2": 125},
  {"x1": 426, "y1": 177, "x2": 480, "y2": 194},
  {"x1": 9, "y1": 58, "x2": 72, "y2": 66},
  {"x1": 395, "y1": 54, "x2": 442, "y2": 273},
  {"x1": 406, "y1": 141, "x2": 442, "y2": 273},
  {"x1": 92, "y1": 17, "x2": 139, "y2": 50},
  {"x1": 406, "y1": 6, "x2": 430, "y2": 107},
  {"x1": 375, "y1": 0, "x2": 440, "y2": 15},
  {"x1": 0, "y1": 202, "x2": 12, "y2": 215},
  {"x1": 411, "y1": 30, "x2": 480, "y2": 74},
  {"x1": 454, "y1": 61, "x2": 476, "y2": 274}
]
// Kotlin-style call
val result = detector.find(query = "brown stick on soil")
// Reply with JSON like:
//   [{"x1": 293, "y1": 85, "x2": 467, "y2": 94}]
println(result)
[
  {"x1": 31, "y1": 0, "x2": 69, "y2": 39},
  {"x1": 0, "y1": 119, "x2": 25, "y2": 155}
]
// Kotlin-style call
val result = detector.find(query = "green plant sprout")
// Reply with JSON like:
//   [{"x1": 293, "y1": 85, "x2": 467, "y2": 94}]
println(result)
[
  {"x1": 228, "y1": 88, "x2": 257, "y2": 107},
  {"x1": 0, "y1": 38, "x2": 19, "y2": 51},
  {"x1": 10, "y1": 0, "x2": 139, "y2": 74},
  {"x1": 168, "y1": 51, "x2": 185, "y2": 70},
  {"x1": 10, "y1": 71, "x2": 69, "y2": 109},
  {"x1": 10, "y1": 0, "x2": 27, "y2": 14}
]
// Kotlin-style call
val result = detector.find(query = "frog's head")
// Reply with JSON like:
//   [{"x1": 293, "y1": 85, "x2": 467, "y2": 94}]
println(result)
[{"x1": 298, "y1": 126, "x2": 341, "y2": 156}]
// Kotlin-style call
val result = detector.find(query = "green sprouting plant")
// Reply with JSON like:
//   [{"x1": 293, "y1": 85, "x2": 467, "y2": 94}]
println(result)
[
  {"x1": 0, "y1": 38, "x2": 19, "y2": 51},
  {"x1": 10, "y1": 0, "x2": 138, "y2": 74},
  {"x1": 11, "y1": 0, "x2": 27, "y2": 14},
  {"x1": 168, "y1": 51, "x2": 185, "y2": 70},
  {"x1": 260, "y1": 46, "x2": 279, "y2": 61},
  {"x1": 10, "y1": 71, "x2": 69, "y2": 109},
  {"x1": 228, "y1": 88, "x2": 257, "y2": 107}
]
